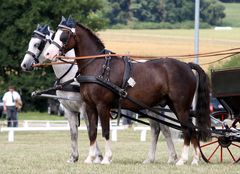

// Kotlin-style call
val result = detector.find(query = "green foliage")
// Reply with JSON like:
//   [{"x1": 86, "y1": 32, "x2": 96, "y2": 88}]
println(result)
[
  {"x1": 0, "y1": 0, "x2": 108, "y2": 111},
  {"x1": 107, "y1": 0, "x2": 226, "y2": 28},
  {"x1": 222, "y1": 2, "x2": 240, "y2": 27},
  {"x1": 111, "y1": 21, "x2": 211, "y2": 29},
  {"x1": 200, "y1": 0, "x2": 225, "y2": 25},
  {"x1": 208, "y1": 55, "x2": 240, "y2": 73}
]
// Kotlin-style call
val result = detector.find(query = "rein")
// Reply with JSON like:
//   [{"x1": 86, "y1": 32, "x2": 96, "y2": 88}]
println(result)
[{"x1": 32, "y1": 47, "x2": 240, "y2": 68}]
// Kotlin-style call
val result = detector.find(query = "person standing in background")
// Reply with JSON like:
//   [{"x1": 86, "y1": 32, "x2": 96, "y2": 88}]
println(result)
[{"x1": 2, "y1": 86, "x2": 22, "y2": 127}]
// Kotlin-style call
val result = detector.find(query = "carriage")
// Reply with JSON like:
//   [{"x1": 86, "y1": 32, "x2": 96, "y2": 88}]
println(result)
[
  {"x1": 22, "y1": 17, "x2": 240, "y2": 165},
  {"x1": 199, "y1": 68, "x2": 240, "y2": 163}
]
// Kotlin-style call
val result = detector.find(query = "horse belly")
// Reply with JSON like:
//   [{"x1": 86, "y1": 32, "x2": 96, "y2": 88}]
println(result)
[{"x1": 56, "y1": 91, "x2": 83, "y2": 112}]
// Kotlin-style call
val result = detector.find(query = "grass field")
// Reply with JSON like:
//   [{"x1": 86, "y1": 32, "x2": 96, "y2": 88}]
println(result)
[
  {"x1": 222, "y1": 2, "x2": 240, "y2": 27},
  {"x1": 0, "y1": 127, "x2": 240, "y2": 174},
  {"x1": 98, "y1": 28, "x2": 240, "y2": 70},
  {"x1": 0, "y1": 113, "x2": 240, "y2": 174}
]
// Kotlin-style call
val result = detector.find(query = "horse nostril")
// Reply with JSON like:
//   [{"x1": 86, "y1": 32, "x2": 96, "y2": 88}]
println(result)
[
  {"x1": 23, "y1": 64, "x2": 26, "y2": 68},
  {"x1": 46, "y1": 52, "x2": 49, "y2": 56}
]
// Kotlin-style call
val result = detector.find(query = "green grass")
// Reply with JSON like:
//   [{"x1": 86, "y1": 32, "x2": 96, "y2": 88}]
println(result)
[
  {"x1": 0, "y1": 129, "x2": 240, "y2": 174},
  {"x1": 0, "y1": 112, "x2": 240, "y2": 173},
  {"x1": 17, "y1": 111, "x2": 65, "y2": 120},
  {"x1": 222, "y1": 2, "x2": 240, "y2": 27}
]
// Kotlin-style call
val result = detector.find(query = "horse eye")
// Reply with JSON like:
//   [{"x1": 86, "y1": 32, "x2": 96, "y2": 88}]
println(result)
[{"x1": 34, "y1": 43, "x2": 40, "y2": 48}]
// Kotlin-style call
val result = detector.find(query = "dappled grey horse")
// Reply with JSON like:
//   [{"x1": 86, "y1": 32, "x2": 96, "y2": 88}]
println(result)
[{"x1": 21, "y1": 24, "x2": 103, "y2": 163}]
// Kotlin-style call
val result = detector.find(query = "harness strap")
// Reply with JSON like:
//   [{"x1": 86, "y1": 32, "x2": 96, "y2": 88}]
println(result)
[
  {"x1": 76, "y1": 75, "x2": 212, "y2": 134},
  {"x1": 26, "y1": 51, "x2": 39, "y2": 63},
  {"x1": 55, "y1": 63, "x2": 74, "y2": 84},
  {"x1": 52, "y1": 41, "x2": 62, "y2": 50}
]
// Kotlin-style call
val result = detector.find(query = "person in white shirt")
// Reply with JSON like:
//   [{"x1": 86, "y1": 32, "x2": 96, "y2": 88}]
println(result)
[{"x1": 2, "y1": 86, "x2": 22, "y2": 127}]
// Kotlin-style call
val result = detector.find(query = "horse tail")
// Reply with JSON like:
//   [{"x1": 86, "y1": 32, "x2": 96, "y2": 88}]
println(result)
[{"x1": 188, "y1": 62, "x2": 211, "y2": 142}]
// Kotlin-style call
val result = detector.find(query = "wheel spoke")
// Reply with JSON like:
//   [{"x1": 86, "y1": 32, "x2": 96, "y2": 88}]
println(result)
[
  {"x1": 208, "y1": 144, "x2": 220, "y2": 161},
  {"x1": 231, "y1": 143, "x2": 240, "y2": 148},
  {"x1": 220, "y1": 146, "x2": 223, "y2": 162},
  {"x1": 227, "y1": 147, "x2": 236, "y2": 162},
  {"x1": 200, "y1": 140, "x2": 218, "y2": 148}
]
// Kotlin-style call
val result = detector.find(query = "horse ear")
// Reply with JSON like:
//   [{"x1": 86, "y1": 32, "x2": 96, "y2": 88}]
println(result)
[
  {"x1": 66, "y1": 15, "x2": 76, "y2": 28},
  {"x1": 36, "y1": 24, "x2": 42, "y2": 30},
  {"x1": 61, "y1": 16, "x2": 66, "y2": 22}
]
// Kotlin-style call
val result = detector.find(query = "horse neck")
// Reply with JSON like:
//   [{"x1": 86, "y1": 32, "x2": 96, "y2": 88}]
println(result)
[
  {"x1": 52, "y1": 49, "x2": 78, "y2": 83},
  {"x1": 74, "y1": 27, "x2": 105, "y2": 74}
]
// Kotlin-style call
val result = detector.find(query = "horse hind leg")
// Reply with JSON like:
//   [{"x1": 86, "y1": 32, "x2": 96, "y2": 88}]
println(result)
[
  {"x1": 65, "y1": 109, "x2": 79, "y2": 163},
  {"x1": 143, "y1": 119, "x2": 161, "y2": 164},
  {"x1": 160, "y1": 123, "x2": 178, "y2": 164},
  {"x1": 190, "y1": 133, "x2": 200, "y2": 165},
  {"x1": 175, "y1": 111, "x2": 192, "y2": 166}
]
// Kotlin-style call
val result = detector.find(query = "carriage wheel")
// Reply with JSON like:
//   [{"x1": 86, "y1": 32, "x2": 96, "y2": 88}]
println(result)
[
  {"x1": 199, "y1": 136, "x2": 240, "y2": 164},
  {"x1": 199, "y1": 112, "x2": 240, "y2": 163}
]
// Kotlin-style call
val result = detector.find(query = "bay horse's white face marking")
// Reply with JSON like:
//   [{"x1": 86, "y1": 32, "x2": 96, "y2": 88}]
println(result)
[
  {"x1": 44, "y1": 29, "x2": 64, "y2": 59},
  {"x1": 21, "y1": 33, "x2": 51, "y2": 71}
]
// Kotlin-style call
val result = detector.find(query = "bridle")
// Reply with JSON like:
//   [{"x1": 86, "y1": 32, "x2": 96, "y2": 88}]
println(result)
[
  {"x1": 26, "y1": 31, "x2": 49, "y2": 64},
  {"x1": 51, "y1": 27, "x2": 73, "y2": 56}
]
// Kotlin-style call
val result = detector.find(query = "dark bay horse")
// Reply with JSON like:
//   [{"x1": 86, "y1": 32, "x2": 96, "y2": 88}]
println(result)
[{"x1": 45, "y1": 22, "x2": 210, "y2": 165}]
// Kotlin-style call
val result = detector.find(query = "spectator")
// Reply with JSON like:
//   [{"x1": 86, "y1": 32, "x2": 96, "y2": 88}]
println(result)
[{"x1": 2, "y1": 86, "x2": 22, "y2": 127}]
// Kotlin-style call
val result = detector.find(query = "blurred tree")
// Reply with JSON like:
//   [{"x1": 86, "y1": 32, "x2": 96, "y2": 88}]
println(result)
[
  {"x1": 201, "y1": 0, "x2": 225, "y2": 25},
  {"x1": 107, "y1": 0, "x2": 225, "y2": 26},
  {"x1": 0, "y1": 0, "x2": 108, "y2": 111},
  {"x1": 107, "y1": 0, "x2": 131, "y2": 25}
]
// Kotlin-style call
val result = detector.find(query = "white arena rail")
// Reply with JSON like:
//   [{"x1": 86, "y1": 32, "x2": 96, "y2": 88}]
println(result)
[
  {"x1": 0, "y1": 120, "x2": 127, "y2": 142},
  {"x1": 133, "y1": 126, "x2": 150, "y2": 141}
]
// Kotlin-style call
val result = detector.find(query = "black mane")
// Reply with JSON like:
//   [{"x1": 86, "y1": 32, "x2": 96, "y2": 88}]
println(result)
[{"x1": 77, "y1": 23, "x2": 105, "y2": 49}]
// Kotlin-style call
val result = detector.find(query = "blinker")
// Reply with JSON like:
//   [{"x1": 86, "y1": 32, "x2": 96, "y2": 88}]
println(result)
[{"x1": 60, "y1": 32, "x2": 70, "y2": 45}]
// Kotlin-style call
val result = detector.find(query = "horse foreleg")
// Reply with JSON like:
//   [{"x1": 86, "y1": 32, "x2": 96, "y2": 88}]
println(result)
[
  {"x1": 81, "y1": 104, "x2": 103, "y2": 163},
  {"x1": 65, "y1": 110, "x2": 79, "y2": 163},
  {"x1": 84, "y1": 105, "x2": 99, "y2": 164},
  {"x1": 97, "y1": 105, "x2": 112, "y2": 164},
  {"x1": 160, "y1": 123, "x2": 178, "y2": 164},
  {"x1": 143, "y1": 119, "x2": 160, "y2": 164}
]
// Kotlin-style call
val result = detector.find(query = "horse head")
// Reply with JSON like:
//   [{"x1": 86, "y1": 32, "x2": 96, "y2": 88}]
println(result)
[
  {"x1": 44, "y1": 16, "x2": 76, "y2": 60},
  {"x1": 21, "y1": 24, "x2": 52, "y2": 71}
]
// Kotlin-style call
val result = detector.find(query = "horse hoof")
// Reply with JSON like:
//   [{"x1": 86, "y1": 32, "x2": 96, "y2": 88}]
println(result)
[
  {"x1": 67, "y1": 159, "x2": 75, "y2": 164},
  {"x1": 167, "y1": 157, "x2": 178, "y2": 164},
  {"x1": 93, "y1": 156, "x2": 103, "y2": 164},
  {"x1": 101, "y1": 157, "x2": 112, "y2": 165},
  {"x1": 176, "y1": 159, "x2": 187, "y2": 166},
  {"x1": 191, "y1": 159, "x2": 199, "y2": 165},
  {"x1": 143, "y1": 159, "x2": 154, "y2": 164},
  {"x1": 84, "y1": 156, "x2": 94, "y2": 164},
  {"x1": 67, "y1": 156, "x2": 78, "y2": 163}
]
